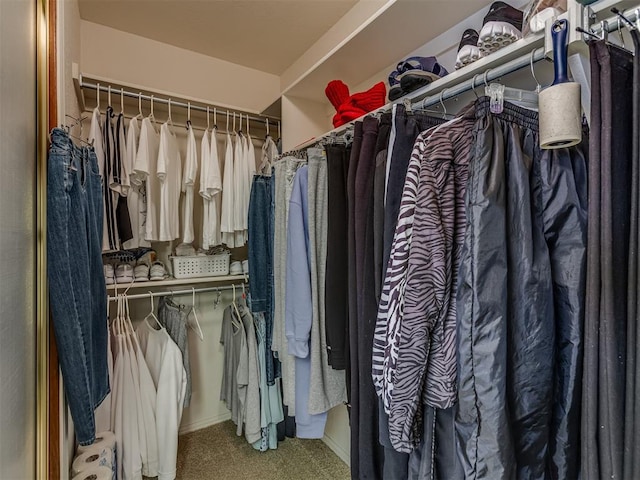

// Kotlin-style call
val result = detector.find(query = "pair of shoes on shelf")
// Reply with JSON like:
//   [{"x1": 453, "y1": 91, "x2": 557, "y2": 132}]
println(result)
[
  {"x1": 229, "y1": 260, "x2": 249, "y2": 276},
  {"x1": 104, "y1": 263, "x2": 135, "y2": 284},
  {"x1": 455, "y1": 1, "x2": 531, "y2": 70},
  {"x1": 388, "y1": 56, "x2": 449, "y2": 101},
  {"x1": 149, "y1": 261, "x2": 168, "y2": 281}
]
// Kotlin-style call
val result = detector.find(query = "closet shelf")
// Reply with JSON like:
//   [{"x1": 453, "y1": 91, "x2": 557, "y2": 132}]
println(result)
[{"x1": 106, "y1": 274, "x2": 248, "y2": 291}]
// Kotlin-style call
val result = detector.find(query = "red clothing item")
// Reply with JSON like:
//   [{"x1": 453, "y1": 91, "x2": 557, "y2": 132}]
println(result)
[{"x1": 326, "y1": 81, "x2": 387, "y2": 127}]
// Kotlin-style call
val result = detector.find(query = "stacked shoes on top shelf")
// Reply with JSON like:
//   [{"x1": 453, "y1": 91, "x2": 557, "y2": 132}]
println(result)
[{"x1": 456, "y1": 1, "x2": 525, "y2": 69}]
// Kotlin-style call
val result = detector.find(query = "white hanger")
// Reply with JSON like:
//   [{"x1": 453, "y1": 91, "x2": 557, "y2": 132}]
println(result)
[
  {"x1": 144, "y1": 291, "x2": 163, "y2": 330},
  {"x1": 148, "y1": 94, "x2": 158, "y2": 128},
  {"x1": 214, "y1": 288, "x2": 221, "y2": 309},
  {"x1": 231, "y1": 284, "x2": 242, "y2": 329},
  {"x1": 213, "y1": 107, "x2": 218, "y2": 130},
  {"x1": 120, "y1": 88, "x2": 125, "y2": 115},
  {"x1": 206, "y1": 106, "x2": 210, "y2": 131},
  {"x1": 96, "y1": 83, "x2": 101, "y2": 110},
  {"x1": 108, "y1": 85, "x2": 112, "y2": 108},
  {"x1": 167, "y1": 98, "x2": 174, "y2": 129},
  {"x1": 135, "y1": 92, "x2": 143, "y2": 120},
  {"x1": 187, "y1": 102, "x2": 192, "y2": 129},
  {"x1": 188, "y1": 287, "x2": 204, "y2": 341}
]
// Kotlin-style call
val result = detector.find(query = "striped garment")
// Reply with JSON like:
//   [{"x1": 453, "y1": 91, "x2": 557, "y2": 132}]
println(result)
[
  {"x1": 388, "y1": 110, "x2": 475, "y2": 453},
  {"x1": 372, "y1": 132, "x2": 425, "y2": 413}
]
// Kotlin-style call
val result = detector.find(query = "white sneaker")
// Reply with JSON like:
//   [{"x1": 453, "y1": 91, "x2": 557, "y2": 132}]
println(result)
[
  {"x1": 230, "y1": 261, "x2": 243, "y2": 275},
  {"x1": 149, "y1": 261, "x2": 168, "y2": 281},
  {"x1": 115, "y1": 264, "x2": 134, "y2": 284},
  {"x1": 104, "y1": 264, "x2": 115, "y2": 285},
  {"x1": 134, "y1": 262, "x2": 149, "y2": 282}
]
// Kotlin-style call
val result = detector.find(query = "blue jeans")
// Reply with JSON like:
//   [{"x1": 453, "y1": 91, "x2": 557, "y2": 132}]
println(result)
[
  {"x1": 248, "y1": 174, "x2": 280, "y2": 384},
  {"x1": 48, "y1": 128, "x2": 109, "y2": 445}
]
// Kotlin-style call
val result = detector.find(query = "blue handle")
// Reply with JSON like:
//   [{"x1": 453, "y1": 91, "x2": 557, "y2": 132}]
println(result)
[{"x1": 552, "y1": 19, "x2": 569, "y2": 85}]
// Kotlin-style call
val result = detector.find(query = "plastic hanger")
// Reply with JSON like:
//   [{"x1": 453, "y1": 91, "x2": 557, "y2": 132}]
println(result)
[
  {"x1": 134, "y1": 92, "x2": 144, "y2": 120},
  {"x1": 120, "y1": 88, "x2": 125, "y2": 115},
  {"x1": 265, "y1": 118, "x2": 270, "y2": 139},
  {"x1": 167, "y1": 98, "x2": 175, "y2": 130},
  {"x1": 214, "y1": 288, "x2": 221, "y2": 309},
  {"x1": 213, "y1": 107, "x2": 218, "y2": 130},
  {"x1": 188, "y1": 287, "x2": 204, "y2": 341},
  {"x1": 144, "y1": 291, "x2": 163, "y2": 330},
  {"x1": 484, "y1": 62, "x2": 538, "y2": 114},
  {"x1": 148, "y1": 95, "x2": 158, "y2": 127},
  {"x1": 231, "y1": 284, "x2": 242, "y2": 329},
  {"x1": 108, "y1": 85, "x2": 112, "y2": 108},
  {"x1": 206, "y1": 106, "x2": 210, "y2": 131},
  {"x1": 186, "y1": 102, "x2": 192, "y2": 130},
  {"x1": 96, "y1": 83, "x2": 101, "y2": 111}
]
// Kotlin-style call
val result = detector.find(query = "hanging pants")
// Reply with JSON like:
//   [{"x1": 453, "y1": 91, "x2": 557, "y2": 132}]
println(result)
[
  {"x1": 48, "y1": 128, "x2": 109, "y2": 445},
  {"x1": 456, "y1": 98, "x2": 588, "y2": 480},
  {"x1": 582, "y1": 40, "x2": 634, "y2": 480}
]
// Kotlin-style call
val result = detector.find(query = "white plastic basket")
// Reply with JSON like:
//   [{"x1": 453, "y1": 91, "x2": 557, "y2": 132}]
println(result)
[{"x1": 170, "y1": 253, "x2": 231, "y2": 279}]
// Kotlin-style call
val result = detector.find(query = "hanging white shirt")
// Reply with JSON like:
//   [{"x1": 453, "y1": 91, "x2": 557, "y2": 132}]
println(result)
[
  {"x1": 123, "y1": 118, "x2": 150, "y2": 250},
  {"x1": 133, "y1": 117, "x2": 160, "y2": 242},
  {"x1": 208, "y1": 129, "x2": 223, "y2": 246},
  {"x1": 200, "y1": 130, "x2": 212, "y2": 249},
  {"x1": 182, "y1": 125, "x2": 198, "y2": 244},
  {"x1": 157, "y1": 122, "x2": 182, "y2": 242},
  {"x1": 136, "y1": 320, "x2": 187, "y2": 480},
  {"x1": 233, "y1": 134, "x2": 246, "y2": 247},
  {"x1": 220, "y1": 132, "x2": 235, "y2": 248}
]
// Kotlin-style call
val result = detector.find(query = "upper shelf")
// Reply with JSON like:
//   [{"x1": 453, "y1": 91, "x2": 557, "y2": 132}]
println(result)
[
  {"x1": 280, "y1": 0, "x2": 499, "y2": 103},
  {"x1": 106, "y1": 275, "x2": 248, "y2": 291}
]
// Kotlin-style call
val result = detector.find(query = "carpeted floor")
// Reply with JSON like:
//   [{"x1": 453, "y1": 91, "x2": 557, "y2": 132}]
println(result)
[{"x1": 174, "y1": 421, "x2": 350, "y2": 480}]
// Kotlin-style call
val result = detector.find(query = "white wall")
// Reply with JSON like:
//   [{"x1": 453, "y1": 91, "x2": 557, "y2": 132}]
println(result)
[
  {"x1": 80, "y1": 21, "x2": 281, "y2": 114},
  {"x1": 281, "y1": 95, "x2": 330, "y2": 151}
]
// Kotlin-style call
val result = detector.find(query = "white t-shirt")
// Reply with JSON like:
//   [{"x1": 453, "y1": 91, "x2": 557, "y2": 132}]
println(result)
[
  {"x1": 233, "y1": 134, "x2": 246, "y2": 247},
  {"x1": 201, "y1": 129, "x2": 223, "y2": 248},
  {"x1": 182, "y1": 125, "x2": 198, "y2": 244},
  {"x1": 220, "y1": 133, "x2": 235, "y2": 248},
  {"x1": 136, "y1": 321, "x2": 187, "y2": 480},
  {"x1": 157, "y1": 122, "x2": 182, "y2": 242},
  {"x1": 134, "y1": 118, "x2": 160, "y2": 242},
  {"x1": 123, "y1": 118, "x2": 151, "y2": 250}
]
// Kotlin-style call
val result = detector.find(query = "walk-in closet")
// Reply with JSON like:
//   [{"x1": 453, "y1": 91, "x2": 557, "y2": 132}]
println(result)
[{"x1": 3, "y1": 0, "x2": 640, "y2": 479}]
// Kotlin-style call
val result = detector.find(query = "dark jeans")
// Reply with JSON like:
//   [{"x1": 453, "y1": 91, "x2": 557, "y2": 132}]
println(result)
[
  {"x1": 582, "y1": 40, "x2": 634, "y2": 480},
  {"x1": 456, "y1": 98, "x2": 588, "y2": 480},
  {"x1": 248, "y1": 174, "x2": 280, "y2": 384},
  {"x1": 382, "y1": 105, "x2": 444, "y2": 276},
  {"x1": 325, "y1": 144, "x2": 351, "y2": 370},
  {"x1": 47, "y1": 128, "x2": 109, "y2": 445}
]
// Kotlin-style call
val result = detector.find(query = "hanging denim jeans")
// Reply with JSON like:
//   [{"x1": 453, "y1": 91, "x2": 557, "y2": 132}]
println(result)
[
  {"x1": 248, "y1": 174, "x2": 280, "y2": 384},
  {"x1": 47, "y1": 128, "x2": 109, "y2": 445}
]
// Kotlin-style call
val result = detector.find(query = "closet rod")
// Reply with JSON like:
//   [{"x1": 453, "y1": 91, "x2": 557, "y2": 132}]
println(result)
[
  {"x1": 108, "y1": 282, "x2": 248, "y2": 302},
  {"x1": 589, "y1": 6, "x2": 640, "y2": 34},
  {"x1": 80, "y1": 79, "x2": 281, "y2": 124},
  {"x1": 292, "y1": 46, "x2": 547, "y2": 151}
]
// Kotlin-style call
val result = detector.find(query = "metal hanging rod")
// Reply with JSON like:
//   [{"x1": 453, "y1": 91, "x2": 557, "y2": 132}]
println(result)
[
  {"x1": 293, "y1": 46, "x2": 547, "y2": 151},
  {"x1": 80, "y1": 79, "x2": 281, "y2": 125},
  {"x1": 108, "y1": 282, "x2": 248, "y2": 302},
  {"x1": 588, "y1": 6, "x2": 640, "y2": 35}
]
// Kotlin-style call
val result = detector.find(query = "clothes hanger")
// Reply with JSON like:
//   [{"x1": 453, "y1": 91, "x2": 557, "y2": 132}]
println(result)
[
  {"x1": 265, "y1": 118, "x2": 270, "y2": 140},
  {"x1": 484, "y1": 61, "x2": 539, "y2": 114},
  {"x1": 213, "y1": 107, "x2": 218, "y2": 131},
  {"x1": 96, "y1": 83, "x2": 101, "y2": 111},
  {"x1": 188, "y1": 287, "x2": 204, "y2": 341},
  {"x1": 63, "y1": 114, "x2": 93, "y2": 146},
  {"x1": 214, "y1": 288, "x2": 221, "y2": 309},
  {"x1": 148, "y1": 95, "x2": 158, "y2": 127},
  {"x1": 134, "y1": 92, "x2": 144, "y2": 120},
  {"x1": 167, "y1": 98, "x2": 175, "y2": 130},
  {"x1": 231, "y1": 284, "x2": 242, "y2": 329},
  {"x1": 120, "y1": 88, "x2": 125, "y2": 116},
  {"x1": 186, "y1": 102, "x2": 192, "y2": 130},
  {"x1": 144, "y1": 291, "x2": 163, "y2": 330},
  {"x1": 206, "y1": 106, "x2": 210, "y2": 132}
]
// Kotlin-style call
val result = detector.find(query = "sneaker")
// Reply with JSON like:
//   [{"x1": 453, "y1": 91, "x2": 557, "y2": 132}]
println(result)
[
  {"x1": 455, "y1": 29, "x2": 481, "y2": 70},
  {"x1": 230, "y1": 261, "x2": 243, "y2": 275},
  {"x1": 523, "y1": 0, "x2": 566, "y2": 35},
  {"x1": 104, "y1": 264, "x2": 115, "y2": 285},
  {"x1": 134, "y1": 262, "x2": 149, "y2": 282},
  {"x1": 149, "y1": 261, "x2": 168, "y2": 281},
  {"x1": 115, "y1": 264, "x2": 134, "y2": 284},
  {"x1": 478, "y1": 2, "x2": 524, "y2": 57},
  {"x1": 242, "y1": 260, "x2": 249, "y2": 275}
]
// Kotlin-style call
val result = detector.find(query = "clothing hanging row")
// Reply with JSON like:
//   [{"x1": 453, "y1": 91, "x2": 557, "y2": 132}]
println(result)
[{"x1": 79, "y1": 78, "x2": 281, "y2": 130}]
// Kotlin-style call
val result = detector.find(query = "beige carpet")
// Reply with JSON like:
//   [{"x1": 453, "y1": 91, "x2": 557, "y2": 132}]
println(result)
[{"x1": 174, "y1": 421, "x2": 350, "y2": 480}]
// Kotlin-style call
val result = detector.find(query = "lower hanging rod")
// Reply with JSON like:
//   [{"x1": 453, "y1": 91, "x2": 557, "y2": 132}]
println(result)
[{"x1": 108, "y1": 281, "x2": 248, "y2": 301}]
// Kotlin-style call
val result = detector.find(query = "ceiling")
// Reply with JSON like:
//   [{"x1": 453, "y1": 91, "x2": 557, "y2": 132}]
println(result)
[{"x1": 78, "y1": 0, "x2": 359, "y2": 75}]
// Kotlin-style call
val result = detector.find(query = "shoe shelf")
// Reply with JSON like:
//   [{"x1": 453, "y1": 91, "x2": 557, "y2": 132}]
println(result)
[{"x1": 105, "y1": 274, "x2": 248, "y2": 291}]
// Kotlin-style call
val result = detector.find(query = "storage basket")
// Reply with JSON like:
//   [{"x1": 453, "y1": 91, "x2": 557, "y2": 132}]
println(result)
[{"x1": 170, "y1": 253, "x2": 230, "y2": 279}]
